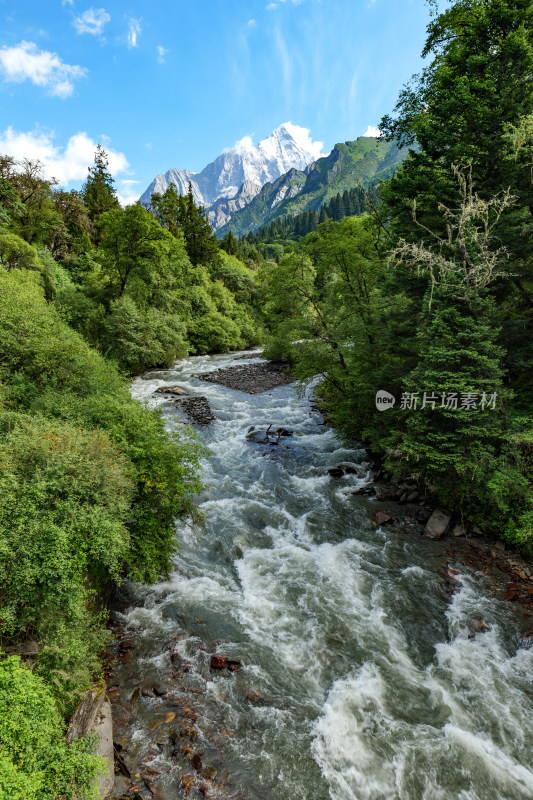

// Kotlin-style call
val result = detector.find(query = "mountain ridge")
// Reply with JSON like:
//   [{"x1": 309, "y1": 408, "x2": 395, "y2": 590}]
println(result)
[
  {"x1": 217, "y1": 137, "x2": 409, "y2": 238},
  {"x1": 139, "y1": 123, "x2": 323, "y2": 229}
]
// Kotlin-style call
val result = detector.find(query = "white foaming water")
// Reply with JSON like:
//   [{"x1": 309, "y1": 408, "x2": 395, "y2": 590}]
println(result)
[{"x1": 124, "y1": 352, "x2": 533, "y2": 800}]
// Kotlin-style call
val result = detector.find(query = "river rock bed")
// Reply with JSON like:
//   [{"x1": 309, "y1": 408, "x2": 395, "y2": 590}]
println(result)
[
  {"x1": 197, "y1": 361, "x2": 291, "y2": 394},
  {"x1": 174, "y1": 396, "x2": 215, "y2": 426},
  {"x1": 105, "y1": 606, "x2": 262, "y2": 800}
]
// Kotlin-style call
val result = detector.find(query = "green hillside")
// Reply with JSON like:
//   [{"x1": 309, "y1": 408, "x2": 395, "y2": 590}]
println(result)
[{"x1": 218, "y1": 136, "x2": 408, "y2": 238}]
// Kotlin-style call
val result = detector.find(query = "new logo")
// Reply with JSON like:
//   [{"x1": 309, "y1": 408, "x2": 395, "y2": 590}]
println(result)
[{"x1": 375, "y1": 390, "x2": 396, "y2": 411}]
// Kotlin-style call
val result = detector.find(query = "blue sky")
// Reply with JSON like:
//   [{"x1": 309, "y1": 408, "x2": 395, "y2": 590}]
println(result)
[{"x1": 0, "y1": 0, "x2": 437, "y2": 203}]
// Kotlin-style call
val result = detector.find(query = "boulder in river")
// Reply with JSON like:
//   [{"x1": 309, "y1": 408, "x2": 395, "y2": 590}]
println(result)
[
  {"x1": 245, "y1": 690, "x2": 265, "y2": 705},
  {"x1": 246, "y1": 425, "x2": 293, "y2": 445},
  {"x1": 336, "y1": 462, "x2": 360, "y2": 474},
  {"x1": 210, "y1": 654, "x2": 228, "y2": 669},
  {"x1": 372, "y1": 510, "x2": 392, "y2": 526},
  {"x1": 246, "y1": 429, "x2": 270, "y2": 444},
  {"x1": 154, "y1": 385, "x2": 188, "y2": 396},
  {"x1": 328, "y1": 463, "x2": 362, "y2": 478},
  {"x1": 198, "y1": 361, "x2": 291, "y2": 394},
  {"x1": 175, "y1": 396, "x2": 215, "y2": 425},
  {"x1": 423, "y1": 510, "x2": 451, "y2": 540}
]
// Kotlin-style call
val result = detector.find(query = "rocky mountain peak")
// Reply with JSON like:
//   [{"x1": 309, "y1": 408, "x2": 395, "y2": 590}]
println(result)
[{"x1": 139, "y1": 123, "x2": 324, "y2": 229}]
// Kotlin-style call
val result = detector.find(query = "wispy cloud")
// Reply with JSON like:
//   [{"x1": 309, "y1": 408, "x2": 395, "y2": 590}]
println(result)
[
  {"x1": 145, "y1": 142, "x2": 152, "y2": 150},
  {"x1": 62, "y1": 0, "x2": 74, "y2": 6},
  {"x1": 0, "y1": 41, "x2": 86, "y2": 98},
  {"x1": 127, "y1": 18, "x2": 141, "y2": 48},
  {"x1": 247, "y1": 19, "x2": 257, "y2": 28},
  {"x1": 0, "y1": 127, "x2": 129, "y2": 184},
  {"x1": 273, "y1": 26, "x2": 292, "y2": 106},
  {"x1": 73, "y1": 8, "x2": 111, "y2": 36},
  {"x1": 156, "y1": 45, "x2": 168, "y2": 63},
  {"x1": 267, "y1": 0, "x2": 306, "y2": 8}
]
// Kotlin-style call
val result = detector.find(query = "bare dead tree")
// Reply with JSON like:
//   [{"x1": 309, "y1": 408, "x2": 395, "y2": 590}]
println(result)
[{"x1": 389, "y1": 165, "x2": 515, "y2": 307}]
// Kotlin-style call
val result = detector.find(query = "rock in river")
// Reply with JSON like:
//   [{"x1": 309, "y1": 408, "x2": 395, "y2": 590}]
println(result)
[
  {"x1": 423, "y1": 509, "x2": 451, "y2": 540},
  {"x1": 246, "y1": 426, "x2": 293, "y2": 445},
  {"x1": 175, "y1": 396, "x2": 215, "y2": 425},
  {"x1": 372, "y1": 510, "x2": 392, "y2": 526},
  {"x1": 209, "y1": 654, "x2": 228, "y2": 669},
  {"x1": 154, "y1": 385, "x2": 188, "y2": 396},
  {"x1": 198, "y1": 361, "x2": 291, "y2": 394}
]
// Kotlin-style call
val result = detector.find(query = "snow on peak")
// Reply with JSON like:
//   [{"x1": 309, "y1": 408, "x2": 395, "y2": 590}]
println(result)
[
  {"x1": 259, "y1": 122, "x2": 326, "y2": 161},
  {"x1": 140, "y1": 123, "x2": 327, "y2": 227}
]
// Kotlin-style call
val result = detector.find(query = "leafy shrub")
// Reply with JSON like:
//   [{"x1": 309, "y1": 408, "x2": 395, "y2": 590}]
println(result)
[
  {"x1": 0, "y1": 656, "x2": 102, "y2": 800},
  {"x1": 0, "y1": 269, "x2": 203, "y2": 707}
]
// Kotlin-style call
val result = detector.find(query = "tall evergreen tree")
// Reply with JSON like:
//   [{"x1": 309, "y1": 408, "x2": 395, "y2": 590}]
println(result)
[
  {"x1": 82, "y1": 145, "x2": 119, "y2": 223},
  {"x1": 220, "y1": 230, "x2": 240, "y2": 256},
  {"x1": 149, "y1": 183, "x2": 182, "y2": 237},
  {"x1": 178, "y1": 183, "x2": 219, "y2": 267},
  {"x1": 394, "y1": 281, "x2": 506, "y2": 514}
]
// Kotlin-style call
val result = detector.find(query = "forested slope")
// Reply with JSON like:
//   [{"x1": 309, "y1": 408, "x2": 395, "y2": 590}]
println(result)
[{"x1": 218, "y1": 137, "x2": 407, "y2": 238}]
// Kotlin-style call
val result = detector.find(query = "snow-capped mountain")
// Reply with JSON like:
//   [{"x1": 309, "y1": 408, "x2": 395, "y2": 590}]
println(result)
[{"x1": 139, "y1": 123, "x2": 325, "y2": 229}]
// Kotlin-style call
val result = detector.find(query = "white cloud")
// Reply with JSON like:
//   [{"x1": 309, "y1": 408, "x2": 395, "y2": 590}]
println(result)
[
  {"x1": 0, "y1": 127, "x2": 129, "y2": 186},
  {"x1": 117, "y1": 179, "x2": 140, "y2": 205},
  {"x1": 0, "y1": 41, "x2": 86, "y2": 98},
  {"x1": 156, "y1": 45, "x2": 168, "y2": 63},
  {"x1": 234, "y1": 135, "x2": 255, "y2": 153},
  {"x1": 127, "y1": 18, "x2": 141, "y2": 48},
  {"x1": 231, "y1": 122, "x2": 326, "y2": 161},
  {"x1": 362, "y1": 125, "x2": 382, "y2": 137},
  {"x1": 247, "y1": 19, "x2": 257, "y2": 27},
  {"x1": 280, "y1": 121, "x2": 326, "y2": 159},
  {"x1": 116, "y1": 190, "x2": 139, "y2": 206},
  {"x1": 145, "y1": 142, "x2": 152, "y2": 150},
  {"x1": 74, "y1": 8, "x2": 111, "y2": 36},
  {"x1": 62, "y1": 0, "x2": 74, "y2": 6}
]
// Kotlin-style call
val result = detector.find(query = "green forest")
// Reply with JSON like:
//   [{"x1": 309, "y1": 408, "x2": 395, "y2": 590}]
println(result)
[{"x1": 1, "y1": 0, "x2": 532, "y2": 796}]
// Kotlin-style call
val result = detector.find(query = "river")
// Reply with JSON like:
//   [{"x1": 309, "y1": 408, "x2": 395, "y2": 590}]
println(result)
[{"x1": 110, "y1": 351, "x2": 533, "y2": 800}]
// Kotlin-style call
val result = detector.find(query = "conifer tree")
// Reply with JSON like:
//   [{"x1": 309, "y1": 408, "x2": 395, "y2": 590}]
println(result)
[
  {"x1": 150, "y1": 183, "x2": 182, "y2": 237},
  {"x1": 82, "y1": 145, "x2": 119, "y2": 222},
  {"x1": 179, "y1": 183, "x2": 219, "y2": 266},
  {"x1": 395, "y1": 281, "x2": 506, "y2": 516},
  {"x1": 220, "y1": 230, "x2": 240, "y2": 256}
]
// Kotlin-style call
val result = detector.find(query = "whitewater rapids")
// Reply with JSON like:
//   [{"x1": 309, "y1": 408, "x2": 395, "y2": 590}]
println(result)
[{"x1": 116, "y1": 351, "x2": 533, "y2": 800}]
